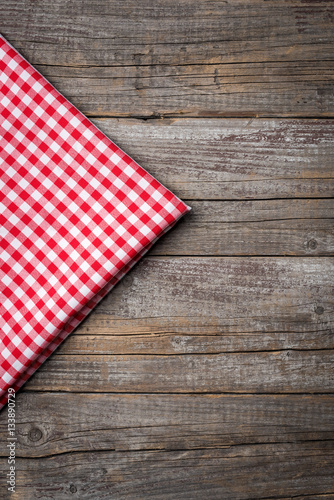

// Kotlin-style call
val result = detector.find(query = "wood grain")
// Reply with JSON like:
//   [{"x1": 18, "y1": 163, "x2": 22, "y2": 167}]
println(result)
[
  {"x1": 55, "y1": 327, "x2": 334, "y2": 355},
  {"x1": 149, "y1": 199, "x2": 334, "y2": 256},
  {"x1": 56, "y1": 256, "x2": 333, "y2": 336},
  {"x1": 1, "y1": 0, "x2": 334, "y2": 117},
  {"x1": 0, "y1": 1, "x2": 333, "y2": 498},
  {"x1": 32, "y1": 61, "x2": 334, "y2": 118},
  {"x1": 1, "y1": 393, "x2": 333, "y2": 457},
  {"x1": 0, "y1": 442, "x2": 333, "y2": 500},
  {"x1": 22, "y1": 349, "x2": 334, "y2": 394},
  {"x1": 90, "y1": 118, "x2": 334, "y2": 200},
  {"x1": 4, "y1": 0, "x2": 334, "y2": 67},
  {"x1": 20, "y1": 256, "x2": 331, "y2": 394}
]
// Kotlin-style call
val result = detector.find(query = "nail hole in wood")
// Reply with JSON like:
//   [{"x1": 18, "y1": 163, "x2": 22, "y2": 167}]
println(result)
[{"x1": 315, "y1": 306, "x2": 324, "y2": 315}]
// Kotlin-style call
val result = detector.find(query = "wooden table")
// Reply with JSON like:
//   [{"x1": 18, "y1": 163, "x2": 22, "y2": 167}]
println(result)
[{"x1": 0, "y1": 1, "x2": 333, "y2": 498}]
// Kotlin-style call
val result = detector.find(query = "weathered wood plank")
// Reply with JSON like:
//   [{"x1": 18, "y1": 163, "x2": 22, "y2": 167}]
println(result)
[
  {"x1": 3, "y1": 0, "x2": 334, "y2": 67},
  {"x1": 59, "y1": 257, "x2": 333, "y2": 336},
  {"x1": 20, "y1": 256, "x2": 332, "y2": 393},
  {"x1": 0, "y1": 442, "x2": 333, "y2": 499},
  {"x1": 91, "y1": 118, "x2": 334, "y2": 200},
  {"x1": 2, "y1": 0, "x2": 334, "y2": 117},
  {"x1": 55, "y1": 328, "x2": 334, "y2": 355},
  {"x1": 32, "y1": 61, "x2": 334, "y2": 118},
  {"x1": 1, "y1": 393, "x2": 333, "y2": 457},
  {"x1": 150, "y1": 199, "x2": 334, "y2": 256},
  {"x1": 23, "y1": 349, "x2": 334, "y2": 393}
]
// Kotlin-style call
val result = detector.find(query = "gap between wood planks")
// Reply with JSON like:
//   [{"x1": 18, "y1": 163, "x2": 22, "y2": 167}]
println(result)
[
  {"x1": 248, "y1": 494, "x2": 334, "y2": 500},
  {"x1": 86, "y1": 115, "x2": 334, "y2": 120},
  {"x1": 180, "y1": 197, "x2": 334, "y2": 202},
  {"x1": 49, "y1": 348, "x2": 334, "y2": 355},
  {"x1": 30, "y1": 58, "x2": 334, "y2": 69},
  {"x1": 17, "y1": 390, "x2": 334, "y2": 395},
  {"x1": 148, "y1": 257, "x2": 333, "y2": 261}
]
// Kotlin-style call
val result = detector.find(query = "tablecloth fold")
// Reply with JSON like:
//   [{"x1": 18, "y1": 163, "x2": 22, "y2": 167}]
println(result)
[{"x1": 0, "y1": 35, "x2": 190, "y2": 409}]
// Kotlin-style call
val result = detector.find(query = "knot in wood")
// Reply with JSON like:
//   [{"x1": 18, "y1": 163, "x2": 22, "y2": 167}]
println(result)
[
  {"x1": 28, "y1": 427, "x2": 43, "y2": 442},
  {"x1": 307, "y1": 239, "x2": 318, "y2": 250}
]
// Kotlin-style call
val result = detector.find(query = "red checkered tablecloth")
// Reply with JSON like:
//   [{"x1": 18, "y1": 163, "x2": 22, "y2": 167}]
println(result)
[{"x1": 0, "y1": 35, "x2": 190, "y2": 410}]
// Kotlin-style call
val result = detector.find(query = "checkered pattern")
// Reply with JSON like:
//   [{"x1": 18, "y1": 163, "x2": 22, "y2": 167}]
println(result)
[{"x1": 0, "y1": 34, "x2": 190, "y2": 410}]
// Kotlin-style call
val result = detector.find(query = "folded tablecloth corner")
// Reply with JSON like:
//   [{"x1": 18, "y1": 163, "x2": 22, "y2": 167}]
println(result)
[{"x1": 0, "y1": 34, "x2": 191, "y2": 410}]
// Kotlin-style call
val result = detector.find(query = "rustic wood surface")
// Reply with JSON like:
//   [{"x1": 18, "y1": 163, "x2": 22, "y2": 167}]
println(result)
[
  {"x1": 2, "y1": 392, "x2": 334, "y2": 457},
  {"x1": 1, "y1": 0, "x2": 334, "y2": 117},
  {"x1": 0, "y1": 0, "x2": 333, "y2": 499},
  {"x1": 90, "y1": 118, "x2": 334, "y2": 201}
]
